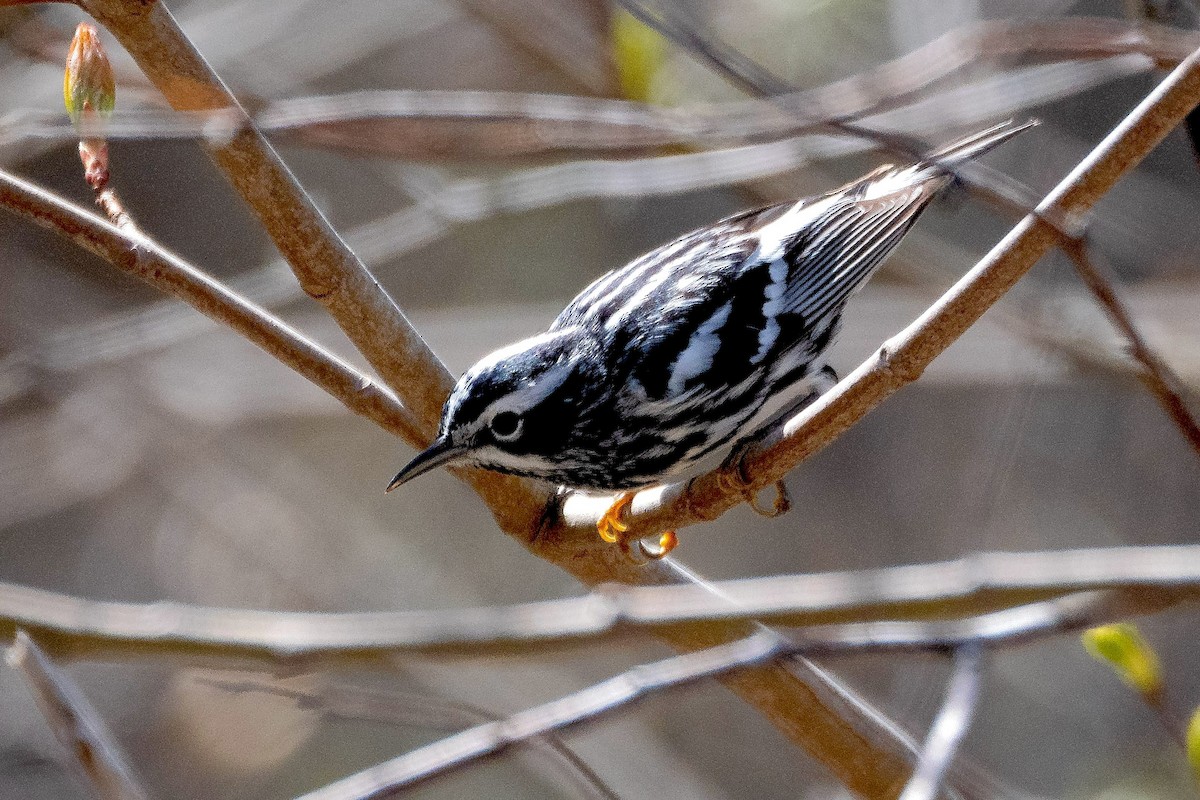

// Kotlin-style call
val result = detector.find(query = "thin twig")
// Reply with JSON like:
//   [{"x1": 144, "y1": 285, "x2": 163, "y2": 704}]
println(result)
[
  {"x1": 897, "y1": 646, "x2": 984, "y2": 800},
  {"x1": 7, "y1": 631, "x2": 149, "y2": 800},
  {"x1": 203, "y1": 678, "x2": 622, "y2": 800},
  {"x1": 3, "y1": 17, "x2": 1188, "y2": 156},
  {"x1": 0, "y1": 167, "x2": 425, "y2": 444},
  {"x1": 0, "y1": 546, "x2": 1192, "y2": 664},
  {"x1": 1062, "y1": 236, "x2": 1200, "y2": 456},
  {"x1": 293, "y1": 632, "x2": 785, "y2": 800},
  {"x1": 0, "y1": 128, "x2": 1044, "y2": 396},
  {"x1": 8, "y1": 155, "x2": 1195, "y2": 406}
]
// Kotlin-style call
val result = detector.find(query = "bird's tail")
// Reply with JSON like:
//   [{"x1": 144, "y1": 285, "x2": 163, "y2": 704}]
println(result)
[
  {"x1": 854, "y1": 118, "x2": 1036, "y2": 201},
  {"x1": 925, "y1": 118, "x2": 1039, "y2": 171},
  {"x1": 781, "y1": 118, "x2": 1035, "y2": 325}
]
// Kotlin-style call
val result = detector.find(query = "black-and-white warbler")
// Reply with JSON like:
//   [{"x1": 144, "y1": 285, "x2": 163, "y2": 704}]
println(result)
[{"x1": 388, "y1": 120, "x2": 1033, "y2": 553}]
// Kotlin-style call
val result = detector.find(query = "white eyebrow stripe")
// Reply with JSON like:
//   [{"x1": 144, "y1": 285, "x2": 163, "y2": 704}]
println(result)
[
  {"x1": 481, "y1": 358, "x2": 574, "y2": 421},
  {"x1": 468, "y1": 328, "x2": 576, "y2": 376}
]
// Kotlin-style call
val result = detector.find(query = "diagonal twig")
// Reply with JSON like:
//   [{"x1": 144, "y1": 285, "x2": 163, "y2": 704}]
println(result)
[
  {"x1": 897, "y1": 645, "x2": 984, "y2": 800},
  {"x1": 7, "y1": 630, "x2": 149, "y2": 800},
  {"x1": 555, "y1": 39, "x2": 1200, "y2": 553},
  {"x1": 1062, "y1": 236, "x2": 1200, "y2": 455},
  {"x1": 292, "y1": 632, "x2": 785, "y2": 800},
  {"x1": 620, "y1": 0, "x2": 1200, "y2": 457},
  {"x1": 72, "y1": 0, "x2": 454, "y2": 436},
  {"x1": 204, "y1": 678, "x2": 622, "y2": 800},
  {"x1": 0, "y1": 167, "x2": 425, "y2": 444}
]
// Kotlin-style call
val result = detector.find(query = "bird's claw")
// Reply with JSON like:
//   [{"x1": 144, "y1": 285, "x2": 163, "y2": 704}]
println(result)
[
  {"x1": 597, "y1": 492, "x2": 634, "y2": 543},
  {"x1": 596, "y1": 492, "x2": 678, "y2": 561},
  {"x1": 640, "y1": 530, "x2": 678, "y2": 559}
]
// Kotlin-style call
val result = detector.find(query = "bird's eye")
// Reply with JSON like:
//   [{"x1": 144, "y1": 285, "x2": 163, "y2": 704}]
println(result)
[{"x1": 489, "y1": 410, "x2": 522, "y2": 440}]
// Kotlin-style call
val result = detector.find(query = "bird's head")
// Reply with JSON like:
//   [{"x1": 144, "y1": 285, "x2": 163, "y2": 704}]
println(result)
[{"x1": 386, "y1": 328, "x2": 587, "y2": 491}]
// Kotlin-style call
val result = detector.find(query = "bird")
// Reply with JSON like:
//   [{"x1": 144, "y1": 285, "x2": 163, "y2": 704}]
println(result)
[{"x1": 386, "y1": 120, "x2": 1034, "y2": 557}]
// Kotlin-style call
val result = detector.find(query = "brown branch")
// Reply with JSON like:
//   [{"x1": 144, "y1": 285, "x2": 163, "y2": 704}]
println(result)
[
  {"x1": 7, "y1": 631, "x2": 149, "y2": 800},
  {"x1": 1062, "y1": 237, "x2": 1200, "y2": 457},
  {"x1": 293, "y1": 632, "x2": 785, "y2": 800},
  {"x1": 554, "y1": 39, "x2": 1200, "y2": 550},
  {"x1": 0, "y1": 167, "x2": 425, "y2": 444},
  {"x1": 0, "y1": 546, "x2": 1193, "y2": 664},
  {"x1": 54, "y1": 7, "x2": 549, "y2": 542},
  {"x1": 615, "y1": 0, "x2": 1200, "y2": 462}
]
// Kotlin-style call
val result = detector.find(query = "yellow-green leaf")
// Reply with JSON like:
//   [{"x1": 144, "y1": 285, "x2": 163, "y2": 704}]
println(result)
[
  {"x1": 1187, "y1": 707, "x2": 1200, "y2": 785},
  {"x1": 611, "y1": 9, "x2": 666, "y2": 103},
  {"x1": 1082, "y1": 623, "x2": 1163, "y2": 697},
  {"x1": 64, "y1": 23, "x2": 115, "y2": 126}
]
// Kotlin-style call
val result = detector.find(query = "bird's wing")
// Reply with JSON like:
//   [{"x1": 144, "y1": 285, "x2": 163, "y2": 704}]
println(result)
[
  {"x1": 545, "y1": 170, "x2": 942, "y2": 408},
  {"x1": 549, "y1": 207, "x2": 767, "y2": 335},
  {"x1": 769, "y1": 175, "x2": 942, "y2": 325}
]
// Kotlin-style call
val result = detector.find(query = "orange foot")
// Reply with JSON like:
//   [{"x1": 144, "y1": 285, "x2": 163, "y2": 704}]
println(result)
[
  {"x1": 596, "y1": 492, "x2": 679, "y2": 560},
  {"x1": 597, "y1": 492, "x2": 634, "y2": 543}
]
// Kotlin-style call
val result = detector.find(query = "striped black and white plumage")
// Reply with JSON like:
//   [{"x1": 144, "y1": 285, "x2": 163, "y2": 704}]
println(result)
[{"x1": 387, "y1": 121, "x2": 1033, "y2": 494}]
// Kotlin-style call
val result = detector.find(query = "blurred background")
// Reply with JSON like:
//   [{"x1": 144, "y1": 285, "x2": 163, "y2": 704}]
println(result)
[{"x1": 1, "y1": 0, "x2": 1199, "y2": 797}]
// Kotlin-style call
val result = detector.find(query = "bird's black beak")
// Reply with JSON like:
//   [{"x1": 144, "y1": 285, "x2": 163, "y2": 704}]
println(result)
[{"x1": 385, "y1": 436, "x2": 468, "y2": 493}]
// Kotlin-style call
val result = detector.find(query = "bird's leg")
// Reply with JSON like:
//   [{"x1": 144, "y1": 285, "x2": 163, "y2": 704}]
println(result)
[
  {"x1": 746, "y1": 480, "x2": 791, "y2": 518},
  {"x1": 719, "y1": 442, "x2": 792, "y2": 519},
  {"x1": 596, "y1": 492, "x2": 678, "y2": 561},
  {"x1": 725, "y1": 363, "x2": 826, "y2": 518}
]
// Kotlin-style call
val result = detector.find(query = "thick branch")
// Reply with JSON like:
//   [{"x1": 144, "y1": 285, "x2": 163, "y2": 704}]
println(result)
[{"x1": 65, "y1": 0, "x2": 554, "y2": 539}]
